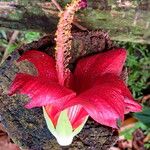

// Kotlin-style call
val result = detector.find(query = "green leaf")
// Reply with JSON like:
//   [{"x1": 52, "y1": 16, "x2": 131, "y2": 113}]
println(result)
[
  {"x1": 24, "y1": 32, "x2": 40, "y2": 43},
  {"x1": 120, "y1": 121, "x2": 148, "y2": 140},
  {"x1": 56, "y1": 110, "x2": 73, "y2": 137},
  {"x1": 144, "y1": 141, "x2": 150, "y2": 149},
  {"x1": 134, "y1": 106, "x2": 150, "y2": 127},
  {"x1": 0, "y1": 39, "x2": 8, "y2": 47},
  {"x1": 7, "y1": 44, "x2": 18, "y2": 53},
  {"x1": 0, "y1": 30, "x2": 7, "y2": 40}
]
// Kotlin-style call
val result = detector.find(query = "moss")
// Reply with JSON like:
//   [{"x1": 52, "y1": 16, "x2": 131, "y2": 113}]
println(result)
[{"x1": 77, "y1": 8, "x2": 150, "y2": 44}]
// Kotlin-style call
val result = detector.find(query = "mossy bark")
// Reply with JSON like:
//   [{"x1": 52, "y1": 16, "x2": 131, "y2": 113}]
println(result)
[{"x1": 0, "y1": 0, "x2": 150, "y2": 44}]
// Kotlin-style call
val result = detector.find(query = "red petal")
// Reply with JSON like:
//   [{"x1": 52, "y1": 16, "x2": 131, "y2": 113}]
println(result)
[
  {"x1": 45, "y1": 105, "x2": 61, "y2": 127},
  {"x1": 94, "y1": 74, "x2": 142, "y2": 113},
  {"x1": 74, "y1": 88, "x2": 125, "y2": 129},
  {"x1": 120, "y1": 85, "x2": 142, "y2": 113},
  {"x1": 73, "y1": 49, "x2": 127, "y2": 93},
  {"x1": 124, "y1": 98, "x2": 142, "y2": 113},
  {"x1": 45, "y1": 104, "x2": 88, "y2": 129},
  {"x1": 9, "y1": 73, "x2": 76, "y2": 108},
  {"x1": 67, "y1": 105, "x2": 88, "y2": 129},
  {"x1": 18, "y1": 50, "x2": 57, "y2": 81},
  {"x1": 68, "y1": 74, "x2": 141, "y2": 128}
]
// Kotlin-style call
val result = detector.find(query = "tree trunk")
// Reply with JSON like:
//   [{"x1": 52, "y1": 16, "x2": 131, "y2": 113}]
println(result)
[{"x1": 0, "y1": 0, "x2": 150, "y2": 44}]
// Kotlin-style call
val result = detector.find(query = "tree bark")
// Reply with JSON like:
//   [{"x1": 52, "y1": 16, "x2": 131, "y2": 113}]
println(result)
[{"x1": 0, "y1": 0, "x2": 150, "y2": 44}]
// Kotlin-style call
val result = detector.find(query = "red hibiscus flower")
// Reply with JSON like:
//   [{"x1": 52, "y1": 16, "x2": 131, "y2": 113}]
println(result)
[{"x1": 9, "y1": 48, "x2": 142, "y2": 145}]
